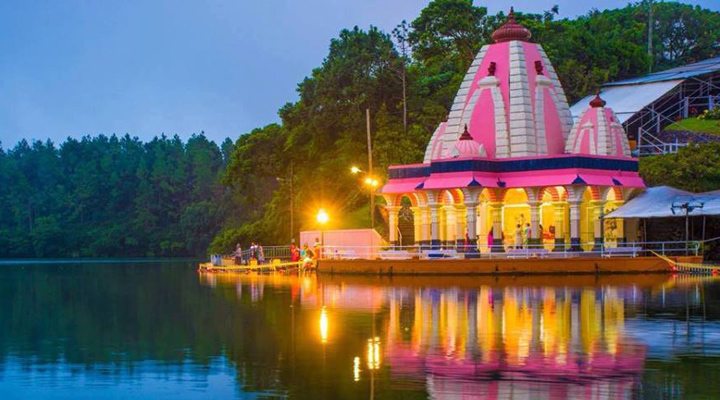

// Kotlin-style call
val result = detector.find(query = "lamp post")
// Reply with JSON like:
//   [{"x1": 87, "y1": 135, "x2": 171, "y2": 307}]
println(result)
[
  {"x1": 316, "y1": 208, "x2": 329, "y2": 258},
  {"x1": 671, "y1": 199, "x2": 704, "y2": 255},
  {"x1": 276, "y1": 160, "x2": 294, "y2": 244},
  {"x1": 351, "y1": 166, "x2": 380, "y2": 230}
]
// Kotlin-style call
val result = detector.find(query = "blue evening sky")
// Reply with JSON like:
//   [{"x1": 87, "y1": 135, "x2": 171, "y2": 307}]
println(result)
[{"x1": 0, "y1": 0, "x2": 717, "y2": 147}]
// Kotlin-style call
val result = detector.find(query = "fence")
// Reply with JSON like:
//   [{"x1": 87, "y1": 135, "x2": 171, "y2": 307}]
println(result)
[{"x1": 211, "y1": 240, "x2": 702, "y2": 265}]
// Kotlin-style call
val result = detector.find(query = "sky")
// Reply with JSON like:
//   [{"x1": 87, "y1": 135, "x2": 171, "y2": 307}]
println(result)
[{"x1": 1, "y1": 0, "x2": 718, "y2": 147}]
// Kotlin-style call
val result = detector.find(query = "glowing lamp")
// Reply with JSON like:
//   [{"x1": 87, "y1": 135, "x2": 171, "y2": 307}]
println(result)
[
  {"x1": 316, "y1": 208, "x2": 329, "y2": 225},
  {"x1": 350, "y1": 166, "x2": 361, "y2": 174}
]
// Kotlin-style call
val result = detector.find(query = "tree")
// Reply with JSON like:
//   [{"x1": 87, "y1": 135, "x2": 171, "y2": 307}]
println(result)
[{"x1": 640, "y1": 143, "x2": 720, "y2": 192}]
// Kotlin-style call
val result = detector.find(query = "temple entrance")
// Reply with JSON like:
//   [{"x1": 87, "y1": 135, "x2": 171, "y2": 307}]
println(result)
[
  {"x1": 502, "y1": 189, "x2": 530, "y2": 249},
  {"x1": 539, "y1": 186, "x2": 567, "y2": 251}
]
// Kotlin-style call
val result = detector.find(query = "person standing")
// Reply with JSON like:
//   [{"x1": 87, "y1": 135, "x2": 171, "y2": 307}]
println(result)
[
  {"x1": 514, "y1": 224, "x2": 523, "y2": 249},
  {"x1": 234, "y1": 243, "x2": 243, "y2": 265},
  {"x1": 258, "y1": 244, "x2": 265, "y2": 264},
  {"x1": 487, "y1": 227, "x2": 494, "y2": 252},
  {"x1": 313, "y1": 237, "x2": 322, "y2": 260},
  {"x1": 523, "y1": 223, "x2": 531, "y2": 248}
]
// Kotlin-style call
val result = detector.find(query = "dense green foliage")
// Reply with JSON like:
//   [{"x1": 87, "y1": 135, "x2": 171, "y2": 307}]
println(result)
[
  {"x1": 2, "y1": 1, "x2": 719, "y2": 257},
  {"x1": 0, "y1": 134, "x2": 233, "y2": 257},
  {"x1": 639, "y1": 143, "x2": 720, "y2": 192},
  {"x1": 665, "y1": 118, "x2": 720, "y2": 134}
]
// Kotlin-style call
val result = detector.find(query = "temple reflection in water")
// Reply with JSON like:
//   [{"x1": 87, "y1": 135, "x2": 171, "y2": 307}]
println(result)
[
  {"x1": 200, "y1": 273, "x2": 649, "y2": 399},
  {"x1": 381, "y1": 286, "x2": 641, "y2": 399}
]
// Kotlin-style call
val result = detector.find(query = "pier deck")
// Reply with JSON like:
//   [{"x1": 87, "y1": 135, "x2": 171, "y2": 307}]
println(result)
[{"x1": 317, "y1": 255, "x2": 703, "y2": 275}]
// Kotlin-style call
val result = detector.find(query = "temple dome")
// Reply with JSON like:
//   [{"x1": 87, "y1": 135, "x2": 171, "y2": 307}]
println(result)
[
  {"x1": 452, "y1": 125, "x2": 486, "y2": 158},
  {"x1": 491, "y1": 7, "x2": 532, "y2": 43},
  {"x1": 565, "y1": 94, "x2": 632, "y2": 157},
  {"x1": 423, "y1": 9, "x2": 574, "y2": 162}
]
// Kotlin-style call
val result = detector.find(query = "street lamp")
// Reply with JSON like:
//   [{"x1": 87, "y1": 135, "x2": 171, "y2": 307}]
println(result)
[
  {"x1": 316, "y1": 208, "x2": 329, "y2": 225},
  {"x1": 671, "y1": 198, "x2": 704, "y2": 255},
  {"x1": 316, "y1": 208, "x2": 329, "y2": 258},
  {"x1": 276, "y1": 162, "x2": 294, "y2": 244},
  {"x1": 351, "y1": 166, "x2": 380, "y2": 229}
]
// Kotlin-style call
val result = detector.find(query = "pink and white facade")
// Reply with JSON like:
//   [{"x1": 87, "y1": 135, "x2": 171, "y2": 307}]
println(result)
[{"x1": 381, "y1": 10, "x2": 644, "y2": 251}]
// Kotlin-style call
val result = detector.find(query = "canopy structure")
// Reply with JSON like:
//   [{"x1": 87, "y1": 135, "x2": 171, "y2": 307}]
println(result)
[
  {"x1": 571, "y1": 80, "x2": 683, "y2": 124},
  {"x1": 605, "y1": 186, "x2": 720, "y2": 218},
  {"x1": 570, "y1": 55, "x2": 720, "y2": 156}
]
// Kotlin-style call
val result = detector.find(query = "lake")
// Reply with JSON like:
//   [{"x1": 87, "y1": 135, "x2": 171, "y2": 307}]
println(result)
[{"x1": 0, "y1": 261, "x2": 719, "y2": 399}]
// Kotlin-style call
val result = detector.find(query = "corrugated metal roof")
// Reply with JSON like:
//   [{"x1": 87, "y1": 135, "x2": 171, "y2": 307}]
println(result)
[
  {"x1": 571, "y1": 80, "x2": 683, "y2": 123},
  {"x1": 605, "y1": 56, "x2": 720, "y2": 86},
  {"x1": 605, "y1": 186, "x2": 720, "y2": 218}
]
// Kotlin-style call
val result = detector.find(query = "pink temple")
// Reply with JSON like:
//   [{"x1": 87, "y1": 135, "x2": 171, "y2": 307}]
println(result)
[{"x1": 381, "y1": 10, "x2": 644, "y2": 251}]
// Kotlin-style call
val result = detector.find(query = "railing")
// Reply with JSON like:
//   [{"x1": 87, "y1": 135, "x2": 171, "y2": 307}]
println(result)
[
  {"x1": 210, "y1": 240, "x2": 703, "y2": 266},
  {"x1": 634, "y1": 87, "x2": 720, "y2": 156},
  {"x1": 316, "y1": 240, "x2": 701, "y2": 260}
]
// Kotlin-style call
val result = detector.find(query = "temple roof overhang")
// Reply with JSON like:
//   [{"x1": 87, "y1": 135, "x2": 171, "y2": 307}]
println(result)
[{"x1": 382, "y1": 155, "x2": 644, "y2": 194}]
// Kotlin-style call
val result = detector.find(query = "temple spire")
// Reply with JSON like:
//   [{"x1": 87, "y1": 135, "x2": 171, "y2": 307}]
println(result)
[
  {"x1": 491, "y1": 7, "x2": 532, "y2": 43},
  {"x1": 589, "y1": 92, "x2": 607, "y2": 108}
]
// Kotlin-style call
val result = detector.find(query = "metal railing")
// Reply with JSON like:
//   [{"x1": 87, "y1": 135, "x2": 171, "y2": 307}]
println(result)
[
  {"x1": 314, "y1": 240, "x2": 701, "y2": 260},
  {"x1": 210, "y1": 240, "x2": 703, "y2": 265}
]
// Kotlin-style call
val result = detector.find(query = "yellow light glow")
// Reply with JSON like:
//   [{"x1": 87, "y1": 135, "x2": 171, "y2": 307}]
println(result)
[
  {"x1": 353, "y1": 356, "x2": 361, "y2": 382},
  {"x1": 319, "y1": 306, "x2": 329, "y2": 344},
  {"x1": 363, "y1": 177, "x2": 380, "y2": 188},
  {"x1": 316, "y1": 208, "x2": 329, "y2": 225},
  {"x1": 366, "y1": 337, "x2": 381, "y2": 370},
  {"x1": 351, "y1": 166, "x2": 361, "y2": 174}
]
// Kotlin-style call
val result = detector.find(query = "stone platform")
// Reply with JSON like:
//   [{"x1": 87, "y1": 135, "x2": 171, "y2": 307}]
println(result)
[{"x1": 317, "y1": 255, "x2": 702, "y2": 276}]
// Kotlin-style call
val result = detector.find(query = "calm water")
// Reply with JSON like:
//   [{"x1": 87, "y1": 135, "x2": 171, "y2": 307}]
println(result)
[{"x1": 1, "y1": 261, "x2": 719, "y2": 399}]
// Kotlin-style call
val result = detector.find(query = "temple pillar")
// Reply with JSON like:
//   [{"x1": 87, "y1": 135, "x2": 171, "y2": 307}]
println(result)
[
  {"x1": 455, "y1": 204, "x2": 466, "y2": 248},
  {"x1": 489, "y1": 202, "x2": 504, "y2": 252},
  {"x1": 465, "y1": 201, "x2": 479, "y2": 255},
  {"x1": 528, "y1": 201, "x2": 541, "y2": 246},
  {"x1": 569, "y1": 200, "x2": 582, "y2": 251},
  {"x1": 552, "y1": 202, "x2": 566, "y2": 251},
  {"x1": 411, "y1": 206, "x2": 422, "y2": 246},
  {"x1": 421, "y1": 207, "x2": 431, "y2": 246},
  {"x1": 444, "y1": 205, "x2": 457, "y2": 247},
  {"x1": 590, "y1": 200, "x2": 605, "y2": 251},
  {"x1": 430, "y1": 203, "x2": 440, "y2": 248},
  {"x1": 387, "y1": 205, "x2": 400, "y2": 248}
]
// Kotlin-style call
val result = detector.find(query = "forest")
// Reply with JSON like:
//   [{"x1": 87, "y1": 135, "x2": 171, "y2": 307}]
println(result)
[{"x1": 1, "y1": 1, "x2": 719, "y2": 257}]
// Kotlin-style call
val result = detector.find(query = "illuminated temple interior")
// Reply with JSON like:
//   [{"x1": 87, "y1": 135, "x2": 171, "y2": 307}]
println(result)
[{"x1": 380, "y1": 9, "x2": 645, "y2": 251}]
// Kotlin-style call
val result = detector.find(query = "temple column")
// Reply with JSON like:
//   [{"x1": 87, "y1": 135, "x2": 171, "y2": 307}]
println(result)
[
  {"x1": 430, "y1": 203, "x2": 440, "y2": 249},
  {"x1": 411, "y1": 206, "x2": 422, "y2": 246},
  {"x1": 465, "y1": 201, "x2": 479, "y2": 255},
  {"x1": 455, "y1": 204, "x2": 466, "y2": 249},
  {"x1": 528, "y1": 201, "x2": 541, "y2": 246},
  {"x1": 569, "y1": 200, "x2": 582, "y2": 251},
  {"x1": 489, "y1": 202, "x2": 504, "y2": 252},
  {"x1": 590, "y1": 200, "x2": 606, "y2": 251},
  {"x1": 444, "y1": 205, "x2": 457, "y2": 247},
  {"x1": 387, "y1": 205, "x2": 400, "y2": 248},
  {"x1": 421, "y1": 207, "x2": 431, "y2": 247},
  {"x1": 552, "y1": 202, "x2": 566, "y2": 251}
]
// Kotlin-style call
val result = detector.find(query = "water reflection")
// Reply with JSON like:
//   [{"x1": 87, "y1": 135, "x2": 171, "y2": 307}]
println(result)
[
  {"x1": 1, "y1": 262, "x2": 720, "y2": 399},
  {"x1": 197, "y1": 272, "x2": 720, "y2": 399}
]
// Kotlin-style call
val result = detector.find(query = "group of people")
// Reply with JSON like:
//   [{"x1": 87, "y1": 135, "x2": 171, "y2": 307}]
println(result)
[
  {"x1": 233, "y1": 242, "x2": 265, "y2": 265},
  {"x1": 289, "y1": 238, "x2": 322, "y2": 265},
  {"x1": 463, "y1": 223, "x2": 547, "y2": 252}
]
